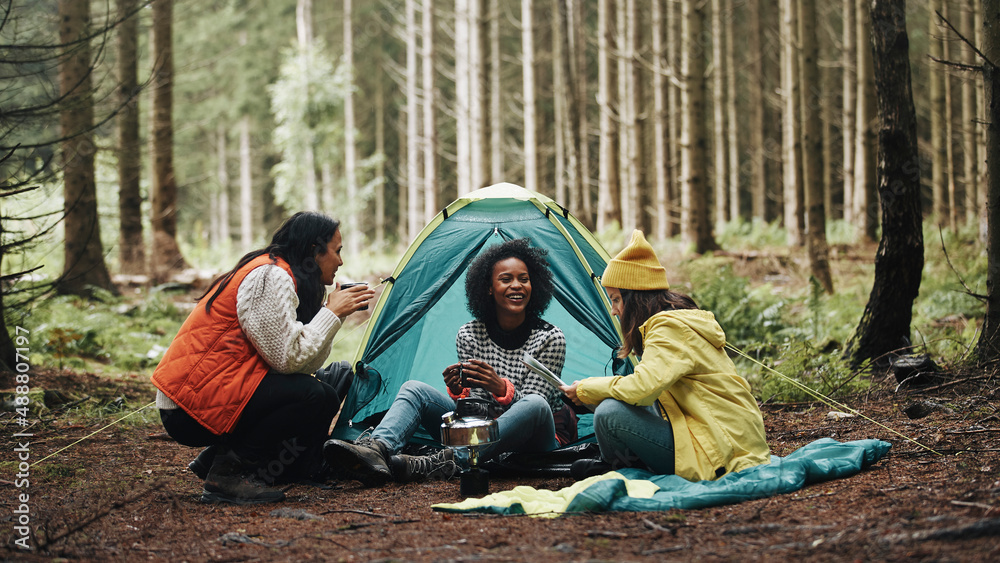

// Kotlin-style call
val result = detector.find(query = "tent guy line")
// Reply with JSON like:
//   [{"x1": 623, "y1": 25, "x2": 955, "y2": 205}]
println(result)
[
  {"x1": 30, "y1": 401, "x2": 155, "y2": 468},
  {"x1": 725, "y1": 343, "x2": 942, "y2": 456}
]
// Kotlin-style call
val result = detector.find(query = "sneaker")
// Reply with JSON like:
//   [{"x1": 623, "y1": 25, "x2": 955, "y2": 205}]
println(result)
[
  {"x1": 201, "y1": 450, "x2": 286, "y2": 505},
  {"x1": 323, "y1": 429, "x2": 393, "y2": 487},
  {"x1": 390, "y1": 448, "x2": 458, "y2": 483},
  {"x1": 570, "y1": 458, "x2": 615, "y2": 480}
]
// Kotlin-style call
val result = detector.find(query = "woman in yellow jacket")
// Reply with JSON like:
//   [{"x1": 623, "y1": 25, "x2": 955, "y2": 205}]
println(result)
[{"x1": 562, "y1": 230, "x2": 770, "y2": 482}]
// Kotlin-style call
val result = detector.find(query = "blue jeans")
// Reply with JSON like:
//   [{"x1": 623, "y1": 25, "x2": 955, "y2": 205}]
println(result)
[
  {"x1": 372, "y1": 381, "x2": 557, "y2": 462},
  {"x1": 592, "y1": 399, "x2": 676, "y2": 474}
]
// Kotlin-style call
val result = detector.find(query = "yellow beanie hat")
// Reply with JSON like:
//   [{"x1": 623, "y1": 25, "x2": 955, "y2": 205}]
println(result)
[{"x1": 601, "y1": 230, "x2": 669, "y2": 290}]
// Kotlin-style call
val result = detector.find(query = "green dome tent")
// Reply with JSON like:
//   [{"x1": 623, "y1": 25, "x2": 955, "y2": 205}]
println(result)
[{"x1": 335, "y1": 183, "x2": 633, "y2": 443}]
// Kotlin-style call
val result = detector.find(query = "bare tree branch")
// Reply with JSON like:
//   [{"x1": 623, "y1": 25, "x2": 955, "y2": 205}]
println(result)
[{"x1": 934, "y1": 9, "x2": 996, "y2": 69}]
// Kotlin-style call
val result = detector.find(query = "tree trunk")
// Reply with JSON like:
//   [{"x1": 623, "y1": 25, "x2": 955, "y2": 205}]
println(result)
[
  {"x1": 597, "y1": 0, "x2": 620, "y2": 230},
  {"x1": 455, "y1": 0, "x2": 470, "y2": 196},
  {"x1": 613, "y1": 0, "x2": 627, "y2": 227},
  {"x1": 749, "y1": 0, "x2": 768, "y2": 222},
  {"x1": 799, "y1": 0, "x2": 834, "y2": 293},
  {"x1": 665, "y1": 0, "x2": 681, "y2": 235},
  {"x1": 215, "y1": 124, "x2": 230, "y2": 247},
  {"x1": 489, "y1": 0, "x2": 503, "y2": 183},
  {"x1": 344, "y1": 0, "x2": 359, "y2": 255},
  {"x1": 375, "y1": 56, "x2": 386, "y2": 248},
  {"x1": 240, "y1": 115, "x2": 253, "y2": 252},
  {"x1": 571, "y1": 1, "x2": 592, "y2": 224},
  {"x1": 298, "y1": 0, "x2": 318, "y2": 211},
  {"x1": 962, "y1": 0, "x2": 978, "y2": 228},
  {"x1": 629, "y1": 0, "x2": 645, "y2": 232},
  {"x1": 929, "y1": 1, "x2": 947, "y2": 226},
  {"x1": 552, "y1": 0, "x2": 567, "y2": 205},
  {"x1": 149, "y1": 0, "x2": 187, "y2": 284},
  {"x1": 0, "y1": 206, "x2": 16, "y2": 367},
  {"x1": 117, "y1": 0, "x2": 145, "y2": 276},
  {"x1": 559, "y1": 0, "x2": 583, "y2": 218},
  {"x1": 470, "y1": 0, "x2": 485, "y2": 192},
  {"x1": 296, "y1": 0, "x2": 313, "y2": 46},
  {"x1": 978, "y1": 0, "x2": 1000, "y2": 361},
  {"x1": 210, "y1": 150, "x2": 220, "y2": 245},
  {"x1": 397, "y1": 116, "x2": 408, "y2": 248},
  {"x1": 847, "y1": 0, "x2": 923, "y2": 368},
  {"x1": 943, "y1": 1, "x2": 959, "y2": 231},
  {"x1": 712, "y1": 0, "x2": 729, "y2": 231},
  {"x1": 406, "y1": 0, "x2": 420, "y2": 238},
  {"x1": 681, "y1": 0, "x2": 717, "y2": 253},
  {"x1": 303, "y1": 144, "x2": 318, "y2": 210},
  {"x1": 423, "y1": 0, "x2": 437, "y2": 219},
  {"x1": 854, "y1": 0, "x2": 878, "y2": 241},
  {"x1": 781, "y1": 0, "x2": 803, "y2": 246},
  {"x1": 455, "y1": 0, "x2": 473, "y2": 195},
  {"x1": 843, "y1": 0, "x2": 856, "y2": 223},
  {"x1": 822, "y1": 49, "x2": 836, "y2": 224},
  {"x1": 521, "y1": 0, "x2": 537, "y2": 193},
  {"x1": 978, "y1": 0, "x2": 989, "y2": 242},
  {"x1": 653, "y1": 0, "x2": 669, "y2": 240},
  {"x1": 57, "y1": 0, "x2": 117, "y2": 296},
  {"x1": 0, "y1": 254, "x2": 13, "y2": 369},
  {"x1": 616, "y1": 0, "x2": 632, "y2": 232},
  {"x1": 725, "y1": 0, "x2": 740, "y2": 223},
  {"x1": 321, "y1": 159, "x2": 333, "y2": 213}
]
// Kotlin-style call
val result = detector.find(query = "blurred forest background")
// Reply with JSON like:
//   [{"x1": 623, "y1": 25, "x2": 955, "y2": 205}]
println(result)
[{"x1": 2, "y1": 0, "x2": 999, "y2": 399}]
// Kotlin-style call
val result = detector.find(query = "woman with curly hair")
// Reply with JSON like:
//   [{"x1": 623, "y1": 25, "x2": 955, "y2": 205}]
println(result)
[{"x1": 324, "y1": 238, "x2": 569, "y2": 486}]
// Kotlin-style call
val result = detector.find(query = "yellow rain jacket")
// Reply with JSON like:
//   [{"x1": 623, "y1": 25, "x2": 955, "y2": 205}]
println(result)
[{"x1": 576, "y1": 310, "x2": 770, "y2": 482}]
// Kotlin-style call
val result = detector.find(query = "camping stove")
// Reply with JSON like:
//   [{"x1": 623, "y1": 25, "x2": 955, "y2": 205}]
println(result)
[{"x1": 441, "y1": 398, "x2": 499, "y2": 497}]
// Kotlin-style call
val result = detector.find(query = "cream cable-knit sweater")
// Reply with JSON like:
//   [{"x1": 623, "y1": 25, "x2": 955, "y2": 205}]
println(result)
[{"x1": 156, "y1": 264, "x2": 341, "y2": 410}]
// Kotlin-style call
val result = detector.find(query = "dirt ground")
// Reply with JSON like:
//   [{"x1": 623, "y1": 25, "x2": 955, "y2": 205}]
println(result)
[{"x1": 2, "y1": 368, "x2": 999, "y2": 562}]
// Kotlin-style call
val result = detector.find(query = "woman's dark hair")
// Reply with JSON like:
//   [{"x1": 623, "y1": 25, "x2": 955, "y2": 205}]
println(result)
[
  {"x1": 198, "y1": 212, "x2": 341, "y2": 322},
  {"x1": 464, "y1": 238, "x2": 555, "y2": 323},
  {"x1": 617, "y1": 289, "x2": 698, "y2": 358}
]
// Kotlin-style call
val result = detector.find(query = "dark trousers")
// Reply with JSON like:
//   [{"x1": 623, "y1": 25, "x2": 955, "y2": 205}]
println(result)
[{"x1": 161, "y1": 370, "x2": 342, "y2": 483}]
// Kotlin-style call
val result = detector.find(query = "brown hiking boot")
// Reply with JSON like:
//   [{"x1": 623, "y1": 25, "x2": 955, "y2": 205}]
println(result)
[
  {"x1": 323, "y1": 428, "x2": 393, "y2": 487},
  {"x1": 390, "y1": 448, "x2": 458, "y2": 483},
  {"x1": 201, "y1": 450, "x2": 285, "y2": 505}
]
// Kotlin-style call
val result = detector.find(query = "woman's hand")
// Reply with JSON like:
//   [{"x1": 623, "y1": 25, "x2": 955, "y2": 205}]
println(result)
[
  {"x1": 459, "y1": 359, "x2": 506, "y2": 397},
  {"x1": 560, "y1": 382, "x2": 585, "y2": 407},
  {"x1": 325, "y1": 283, "x2": 375, "y2": 319},
  {"x1": 443, "y1": 363, "x2": 465, "y2": 394}
]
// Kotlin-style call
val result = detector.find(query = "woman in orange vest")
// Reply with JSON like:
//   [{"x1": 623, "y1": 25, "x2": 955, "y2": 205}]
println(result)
[{"x1": 152, "y1": 212, "x2": 375, "y2": 504}]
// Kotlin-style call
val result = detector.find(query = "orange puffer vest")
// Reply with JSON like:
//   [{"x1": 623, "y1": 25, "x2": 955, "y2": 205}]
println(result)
[{"x1": 152, "y1": 255, "x2": 295, "y2": 435}]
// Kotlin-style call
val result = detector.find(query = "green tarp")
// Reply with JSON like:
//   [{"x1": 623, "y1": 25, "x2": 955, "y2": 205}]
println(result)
[{"x1": 432, "y1": 438, "x2": 892, "y2": 516}]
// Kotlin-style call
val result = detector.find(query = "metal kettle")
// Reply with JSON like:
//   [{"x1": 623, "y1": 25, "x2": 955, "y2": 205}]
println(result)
[{"x1": 441, "y1": 398, "x2": 499, "y2": 496}]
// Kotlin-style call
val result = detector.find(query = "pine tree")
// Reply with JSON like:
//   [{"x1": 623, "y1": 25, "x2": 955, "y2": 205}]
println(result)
[
  {"x1": 57, "y1": 0, "x2": 118, "y2": 296},
  {"x1": 149, "y1": 0, "x2": 189, "y2": 283}
]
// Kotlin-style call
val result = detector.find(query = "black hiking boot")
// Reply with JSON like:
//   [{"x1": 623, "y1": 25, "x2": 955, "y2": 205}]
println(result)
[
  {"x1": 200, "y1": 450, "x2": 286, "y2": 505},
  {"x1": 322, "y1": 429, "x2": 393, "y2": 487},
  {"x1": 188, "y1": 445, "x2": 217, "y2": 480},
  {"x1": 569, "y1": 459, "x2": 616, "y2": 480},
  {"x1": 390, "y1": 448, "x2": 458, "y2": 483}
]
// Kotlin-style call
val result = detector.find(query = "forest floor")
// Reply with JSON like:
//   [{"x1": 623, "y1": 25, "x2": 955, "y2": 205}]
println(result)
[{"x1": 1, "y1": 367, "x2": 999, "y2": 562}]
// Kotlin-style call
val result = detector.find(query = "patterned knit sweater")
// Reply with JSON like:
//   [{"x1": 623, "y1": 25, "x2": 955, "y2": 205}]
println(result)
[
  {"x1": 156, "y1": 264, "x2": 341, "y2": 410},
  {"x1": 456, "y1": 317, "x2": 566, "y2": 413}
]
